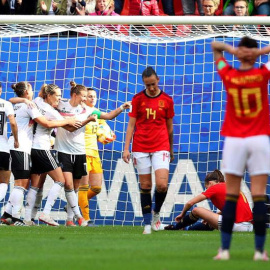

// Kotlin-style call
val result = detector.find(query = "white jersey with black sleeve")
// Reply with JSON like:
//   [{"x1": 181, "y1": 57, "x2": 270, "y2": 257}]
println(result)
[
  {"x1": 0, "y1": 98, "x2": 15, "y2": 153},
  {"x1": 32, "y1": 97, "x2": 64, "y2": 150},
  {"x1": 54, "y1": 99, "x2": 94, "y2": 155},
  {"x1": 8, "y1": 102, "x2": 42, "y2": 154}
]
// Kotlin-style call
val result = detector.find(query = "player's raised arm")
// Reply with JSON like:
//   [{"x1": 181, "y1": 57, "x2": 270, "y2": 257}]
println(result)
[{"x1": 211, "y1": 41, "x2": 237, "y2": 61}]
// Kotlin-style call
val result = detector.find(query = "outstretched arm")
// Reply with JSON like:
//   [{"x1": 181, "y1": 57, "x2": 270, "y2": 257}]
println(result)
[
  {"x1": 211, "y1": 41, "x2": 237, "y2": 61},
  {"x1": 175, "y1": 194, "x2": 207, "y2": 222}
]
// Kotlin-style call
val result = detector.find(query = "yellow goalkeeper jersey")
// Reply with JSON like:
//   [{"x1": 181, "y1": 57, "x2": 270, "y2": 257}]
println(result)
[{"x1": 85, "y1": 108, "x2": 106, "y2": 157}]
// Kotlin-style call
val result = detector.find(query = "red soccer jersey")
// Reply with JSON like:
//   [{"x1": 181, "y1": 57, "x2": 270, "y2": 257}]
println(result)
[
  {"x1": 129, "y1": 90, "x2": 174, "y2": 152},
  {"x1": 216, "y1": 57, "x2": 270, "y2": 137},
  {"x1": 202, "y1": 182, "x2": 253, "y2": 223}
]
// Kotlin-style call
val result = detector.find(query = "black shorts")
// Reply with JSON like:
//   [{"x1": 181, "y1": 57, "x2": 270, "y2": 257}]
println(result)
[
  {"x1": 31, "y1": 149, "x2": 60, "y2": 174},
  {"x1": 10, "y1": 150, "x2": 31, "y2": 180},
  {"x1": 0, "y1": 152, "x2": 10, "y2": 171},
  {"x1": 57, "y1": 152, "x2": 87, "y2": 179}
]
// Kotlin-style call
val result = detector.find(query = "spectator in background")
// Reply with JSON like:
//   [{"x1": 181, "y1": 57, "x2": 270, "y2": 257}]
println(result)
[
  {"x1": 254, "y1": 0, "x2": 270, "y2": 15},
  {"x1": 223, "y1": 0, "x2": 254, "y2": 15},
  {"x1": 67, "y1": 0, "x2": 95, "y2": 15},
  {"x1": 181, "y1": 0, "x2": 204, "y2": 15},
  {"x1": 129, "y1": 0, "x2": 159, "y2": 15},
  {"x1": 90, "y1": 0, "x2": 119, "y2": 15},
  {"x1": 0, "y1": 0, "x2": 23, "y2": 14},
  {"x1": 114, "y1": 0, "x2": 123, "y2": 14},
  {"x1": 36, "y1": 0, "x2": 67, "y2": 15},
  {"x1": 161, "y1": 0, "x2": 174, "y2": 16}
]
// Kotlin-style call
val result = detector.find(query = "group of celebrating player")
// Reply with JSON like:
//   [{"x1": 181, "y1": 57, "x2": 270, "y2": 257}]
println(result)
[{"x1": 0, "y1": 36, "x2": 270, "y2": 261}]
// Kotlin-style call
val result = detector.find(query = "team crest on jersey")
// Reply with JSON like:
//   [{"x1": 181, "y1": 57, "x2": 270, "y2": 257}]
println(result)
[
  {"x1": 141, "y1": 102, "x2": 145, "y2": 106},
  {"x1": 158, "y1": 100, "x2": 165, "y2": 107}
]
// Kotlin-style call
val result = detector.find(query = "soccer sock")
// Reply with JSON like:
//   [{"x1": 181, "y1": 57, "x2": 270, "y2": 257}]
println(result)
[
  {"x1": 0, "y1": 183, "x2": 8, "y2": 201},
  {"x1": 140, "y1": 188, "x2": 152, "y2": 225},
  {"x1": 221, "y1": 194, "x2": 238, "y2": 250},
  {"x1": 65, "y1": 189, "x2": 82, "y2": 220},
  {"x1": 4, "y1": 200, "x2": 12, "y2": 215},
  {"x1": 154, "y1": 188, "x2": 167, "y2": 213},
  {"x1": 43, "y1": 181, "x2": 64, "y2": 215},
  {"x1": 175, "y1": 211, "x2": 199, "y2": 230},
  {"x1": 87, "y1": 185, "x2": 101, "y2": 200},
  {"x1": 78, "y1": 185, "x2": 90, "y2": 220},
  {"x1": 253, "y1": 195, "x2": 267, "y2": 253},
  {"x1": 10, "y1": 186, "x2": 26, "y2": 219},
  {"x1": 24, "y1": 187, "x2": 38, "y2": 221},
  {"x1": 32, "y1": 188, "x2": 43, "y2": 219}
]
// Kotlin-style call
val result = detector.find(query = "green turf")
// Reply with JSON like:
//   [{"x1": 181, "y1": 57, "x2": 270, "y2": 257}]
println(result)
[{"x1": 0, "y1": 226, "x2": 268, "y2": 270}]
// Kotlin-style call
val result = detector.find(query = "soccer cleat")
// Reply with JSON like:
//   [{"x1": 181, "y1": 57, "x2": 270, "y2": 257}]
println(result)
[
  {"x1": 0, "y1": 212, "x2": 12, "y2": 225},
  {"x1": 24, "y1": 218, "x2": 37, "y2": 226},
  {"x1": 66, "y1": 220, "x2": 77, "y2": 227},
  {"x1": 77, "y1": 217, "x2": 88, "y2": 227},
  {"x1": 253, "y1": 251, "x2": 269, "y2": 261},
  {"x1": 10, "y1": 218, "x2": 28, "y2": 226},
  {"x1": 151, "y1": 212, "x2": 163, "y2": 231},
  {"x1": 39, "y1": 213, "x2": 59, "y2": 227},
  {"x1": 143, "y1": 224, "x2": 152, "y2": 234},
  {"x1": 213, "y1": 248, "x2": 230, "y2": 260},
  {"x1": 87, "y1": 220, "x2": 99, "y2": 227},
  {"x1": 164, "y1": 224, "x2": 178, "y2": 231}
]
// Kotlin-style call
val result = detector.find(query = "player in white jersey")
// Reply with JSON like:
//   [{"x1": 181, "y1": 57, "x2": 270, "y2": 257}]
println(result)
[
  {"x1": 0, "y1": 82, "x2": 19, "y2": 215},
  {"x1": 54, "y1": 81, "x2": 130, "y2": 226},
  {"x1": 1, "y1": 81, "x2": 82, "y2": 226}
]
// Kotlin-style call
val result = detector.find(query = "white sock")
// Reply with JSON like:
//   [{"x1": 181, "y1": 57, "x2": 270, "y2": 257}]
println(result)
[
  {"x1": 4, "y1": 200, "x2": 12, "y2": 215},
  {"x1": 32, "y1": 188, "x2": 43, "y2": 219},
  {"x1": 65, "y1": 189, "x2": 81, "y2": 220},
  {"x1": 24, "y1": 187, "x2": 38, "y2": 221},
  {"x1": 0, "y1": 183, "x2": 8, "y2": 201},
  {"x1": 43, "y1": 182, "x2": 63, "y2": 215},
  {"x1": 10, "y1": 186, "x2": 26, "y2": 219}
]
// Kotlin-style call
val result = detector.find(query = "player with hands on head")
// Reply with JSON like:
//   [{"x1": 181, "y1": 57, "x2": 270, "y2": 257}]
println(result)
[
  {"x1": 123, "y1": 66, "x2": 174, "y2": 234},
  {"x1": 0, "y1": 82, "x2": 19, "y2": 217},
  {"x1": 212, "y1": 36, "x2": 270, "y2": 261},
  {"x1": 78, "y1": 87, "x2": 130, "y2": 226},
  {"x1": 164, "y1": 169, "x2": 253, "y2": 232}
]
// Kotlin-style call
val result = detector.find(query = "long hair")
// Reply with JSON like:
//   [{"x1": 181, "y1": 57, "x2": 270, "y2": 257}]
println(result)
[
  {"x1": 40, "y1": 84, "x2": 60, "y2": 99},
  {"x1": 11, "y1": 82, "x2": 30, "y2": 97},
  {"x1": 70, "y1": 81, "x2": 87, "y2": 96}
]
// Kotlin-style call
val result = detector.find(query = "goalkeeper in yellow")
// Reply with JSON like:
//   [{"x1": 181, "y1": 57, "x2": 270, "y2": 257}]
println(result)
[{"x1": 79, "y1": 88, "x2": 130, "y2": 226}]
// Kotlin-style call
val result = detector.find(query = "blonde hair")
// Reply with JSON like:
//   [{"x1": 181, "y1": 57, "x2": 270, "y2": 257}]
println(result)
[
  {"x1": 96, "y1": 0, "x2": 115, "y2": 11},
  {"x1": 40, "y1": 84, "x2": 60, "y2": 99},
  {"x1": 202, "y1": 0, "x2": 220, "y2": 7},
  {"x1": 70, "y1": 81, "x2": 87, "y2": 96}
]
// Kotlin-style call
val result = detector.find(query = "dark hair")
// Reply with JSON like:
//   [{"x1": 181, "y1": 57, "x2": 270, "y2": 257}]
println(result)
[
  {"x1": 142, "y1": 66, "x2": 158, "y2": 79},
  {"x1": 238, "y1": 36, "x2": 258, "y2": 48},
  {"x1": 40, "y1": 84, "x2": 60, "y2": 99},
  {"x1": 87, "y1": 87, "x2": 95, "y2": 92},
  {"x1": 0, "y1": 82, "x2": 2, "y2": 88},
  {"x1": 11, "y1": 82, "x2": 31, "y2": 97},
  {"x1": 204, "y1": 169, "x2": 225, "y2": 185},
  {"x1": 70, "y1": 81, "x2": 87, "y2": 96}
]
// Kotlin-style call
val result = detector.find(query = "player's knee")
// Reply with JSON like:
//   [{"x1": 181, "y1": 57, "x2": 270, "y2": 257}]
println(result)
[
  {"x1": 191, "y1": 207, "x2": 200, "y2": 218},
  {"x1": 156, "y1": 185, "x2": 168, "y2": 193},
  {"x1": 90, "y1": 186, "x2": 102, "y2": 195}
]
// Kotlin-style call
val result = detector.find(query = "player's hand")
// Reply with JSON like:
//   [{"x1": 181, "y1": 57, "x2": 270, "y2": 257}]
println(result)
[
  {"x1": 121, "y1": 101, "x2": 131, "y2": 110},
  {"x1": 122, "y1": 149, "x2": 130, "y2": 163},
  {"x1": 67, "y1": 118, "x2": 82, "y2": 128},
  {"x1": 88, "y1": 115, "x2": 97, "y2": 122},
  {"x1": 170, "y1": 151, "x2": 174, "y2": 163},
  {"x1": 14, "y1": 140, "x2": 19, "y2": 149},
  {"x1": 175, "y1": 213, "x2": 184, "y2": 222}
]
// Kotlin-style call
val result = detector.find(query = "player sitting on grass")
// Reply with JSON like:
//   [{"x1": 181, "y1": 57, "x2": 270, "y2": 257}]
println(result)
[{"x1": 165, "y1": 169, "x2": 253, "y2": 232}]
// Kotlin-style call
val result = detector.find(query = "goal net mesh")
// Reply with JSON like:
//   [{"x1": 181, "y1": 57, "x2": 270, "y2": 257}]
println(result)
[{"x1": 0, "y1": 22, "x2": 269, "y2": 225}]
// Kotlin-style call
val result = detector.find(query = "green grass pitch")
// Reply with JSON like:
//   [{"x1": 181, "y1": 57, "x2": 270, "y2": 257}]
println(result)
[{"x1": 0, "y1": 226, "x2": 268, "y2": 270}]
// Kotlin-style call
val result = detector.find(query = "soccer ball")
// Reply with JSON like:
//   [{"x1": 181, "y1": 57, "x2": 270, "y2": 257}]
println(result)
[{"x1": 96, "y1": 123, "x2": 116, "y2": 145}]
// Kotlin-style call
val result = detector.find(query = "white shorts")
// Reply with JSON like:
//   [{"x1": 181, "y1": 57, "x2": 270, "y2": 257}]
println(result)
[
  {"x1": 222, "y1": 135, "x2": 270, "y2": 176},
  {"x1": 218, "y1": 215, "x2": 253, "y2": 232},
  {"x1": 132, "y1": 151, "x2": 170, "y2": 175}
]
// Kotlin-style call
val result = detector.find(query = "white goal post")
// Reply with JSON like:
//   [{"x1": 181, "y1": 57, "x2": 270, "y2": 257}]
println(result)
[{"x1": 0, "y1": 16, "x2": 269, "y2": 225}]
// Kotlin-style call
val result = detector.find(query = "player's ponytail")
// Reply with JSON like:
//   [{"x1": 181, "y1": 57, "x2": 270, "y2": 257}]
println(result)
[
  {"x1": 70, "y1": 81, "x2": 87, "y2": 96},
  {"x1": 11, "y1": 81, "x2": 30, "y2": 97}
]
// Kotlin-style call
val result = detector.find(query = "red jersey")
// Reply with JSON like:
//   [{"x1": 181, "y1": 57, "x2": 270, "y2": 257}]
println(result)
[
  {"x1": 129, "y1": 90, "x2": 174, "y2": 152},
  {"x1": 216, "y1": 57, "x2": 270, "y2": 137},
  {"x1": 202, "y1": 182, "x2": 253, "y2": 223}
]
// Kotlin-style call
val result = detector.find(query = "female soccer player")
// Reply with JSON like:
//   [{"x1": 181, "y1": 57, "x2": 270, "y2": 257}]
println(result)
[
  {"x1": 78, "y1": 87, "x2": 130, "y2": 226},
  {"x1": 212, "y1": 36, "x2": 270, "y2": 261},
  {"x1": 0, "y1": 82, "x2": 19, "y2": 215},
  {"x1": 123, "y1": 66, "x2": 174, "y2": 234},
  {"x1": 1, "y1": 82, "x2": 80, "y2": 226},
  {"x1": 164, "y1": 170, "x2": 253, "y2": 232}
]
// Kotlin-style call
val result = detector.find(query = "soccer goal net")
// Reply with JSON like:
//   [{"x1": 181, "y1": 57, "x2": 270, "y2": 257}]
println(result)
[{"x1": 0, "y1": 16, "x2": 269, "y2": 225}]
